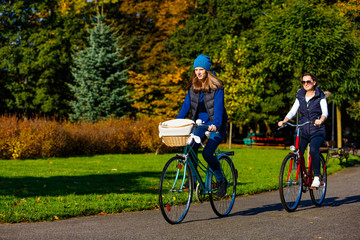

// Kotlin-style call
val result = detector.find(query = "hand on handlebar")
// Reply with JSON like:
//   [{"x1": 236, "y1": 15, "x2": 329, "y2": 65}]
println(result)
[
  {"x1": 278, "y1": 121, "x2": 285, "y2": 127},
  {"x1": 208, "y1": 124, "x2": 217, "y2": 132},
  {"x1": 195, "y1": 120, "x2": 217, "y2": 132},
  {"x1": 314, "y1": 119, "x2": 322, "y2": 126}
]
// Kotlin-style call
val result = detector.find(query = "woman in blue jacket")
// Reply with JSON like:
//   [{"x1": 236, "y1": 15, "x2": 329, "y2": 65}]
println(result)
[
  {"x1": 278, "y1": 73, "x2": 328, "y2": 188},
  {"x1": 177, "y1": 54, "x2": 228, "y2": 197}
]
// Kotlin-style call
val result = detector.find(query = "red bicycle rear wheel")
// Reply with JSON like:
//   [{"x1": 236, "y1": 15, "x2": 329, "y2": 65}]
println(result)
[{"x1": 310, "y1": 154, "x2": 327, "y2": 206}]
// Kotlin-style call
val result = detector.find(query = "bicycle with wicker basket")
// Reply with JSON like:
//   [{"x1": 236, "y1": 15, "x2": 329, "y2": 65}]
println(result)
[{"x1": 158, "y1": 119, "x2": 237, "y2": 224}]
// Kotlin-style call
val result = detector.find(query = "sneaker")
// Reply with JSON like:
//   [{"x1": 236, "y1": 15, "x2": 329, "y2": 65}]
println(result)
[
  {"x1": 216, "y1": 179, "x2": 228, "y2": 198},
  {"x1": 311, "y1": 176, "x2": 321, "y2": 189}
]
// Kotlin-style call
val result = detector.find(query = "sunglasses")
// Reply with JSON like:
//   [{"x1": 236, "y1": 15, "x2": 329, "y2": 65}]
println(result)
[{"x1": 302, "y1": 80, "x2": 313, "y2": 85}]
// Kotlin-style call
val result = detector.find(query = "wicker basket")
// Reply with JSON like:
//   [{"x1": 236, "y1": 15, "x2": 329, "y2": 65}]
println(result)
[
  {"x1": 159, "y1": 119, "x2": 194, "y2": 147},
  {"x1": 161, "y1": 135, "x2": 190, "y2": 147}
]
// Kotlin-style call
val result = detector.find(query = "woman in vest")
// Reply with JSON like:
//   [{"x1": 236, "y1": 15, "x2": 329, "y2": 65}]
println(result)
[
  {"x1": 177, "y1": 54, "x2": 228, "y2": 197},
  {"x1": 278, "y1": 73, "x2": 328, "y2": 188}
]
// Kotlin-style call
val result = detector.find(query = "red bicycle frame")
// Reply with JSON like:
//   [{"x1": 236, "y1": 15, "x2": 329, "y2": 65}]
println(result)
[{"x1": 293, "y1": 125, "x2": 314, "y2": 187}]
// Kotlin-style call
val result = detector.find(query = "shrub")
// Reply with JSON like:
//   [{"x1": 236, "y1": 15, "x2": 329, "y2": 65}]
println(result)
[
  {"x1": 0, "y1": 115, "x2": 171, "y2": 159},
  {"x1": 0, "y1": 116, "x2": 18, "y2": 159},
  {"x1": 0, "y1": 116, "x2": 71, "y2": 159}
]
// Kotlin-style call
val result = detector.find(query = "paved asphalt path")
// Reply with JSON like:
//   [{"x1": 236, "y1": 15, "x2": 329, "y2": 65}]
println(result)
[{"x1": 1, "y1": 164, "x2": 359, "y2": 240}]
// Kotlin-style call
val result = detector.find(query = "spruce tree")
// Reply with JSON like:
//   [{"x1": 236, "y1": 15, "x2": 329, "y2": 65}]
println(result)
[{"x1": 69, "y1": 13, "x2": 130, "y2": 122}]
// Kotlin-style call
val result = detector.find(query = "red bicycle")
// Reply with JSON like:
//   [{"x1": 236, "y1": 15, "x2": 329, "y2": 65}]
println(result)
[{"x1": 278, "y1": 121, "x2": 328, "y2": 212}]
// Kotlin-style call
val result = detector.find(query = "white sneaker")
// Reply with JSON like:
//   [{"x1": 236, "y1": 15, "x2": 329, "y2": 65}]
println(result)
[{"x1": 311, "y1": 176, "x2": 321, "y2": 188}]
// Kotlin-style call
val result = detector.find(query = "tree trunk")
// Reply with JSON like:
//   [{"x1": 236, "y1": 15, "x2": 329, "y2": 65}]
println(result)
[
  {"x1": 228, "y1": 122, "x2": 233, "y2": 149},
  {"x1": 337, "y1": 106, "x2": 342, "y2": 148}
]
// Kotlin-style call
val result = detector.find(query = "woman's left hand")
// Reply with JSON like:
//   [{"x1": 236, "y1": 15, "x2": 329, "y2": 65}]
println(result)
[{"x1": 208, "y1": 124, "x2": 217, "y2": 131}]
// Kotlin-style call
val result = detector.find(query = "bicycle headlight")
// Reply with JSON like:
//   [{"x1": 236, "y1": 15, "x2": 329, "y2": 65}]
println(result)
[{"x1": 290, "y1": 145, "x2": 296, "y2": 151}]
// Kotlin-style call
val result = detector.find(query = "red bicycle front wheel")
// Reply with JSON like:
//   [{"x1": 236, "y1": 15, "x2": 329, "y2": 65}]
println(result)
[{"x1": 279, "y1": 153, "x2": 303, "y2": 212}]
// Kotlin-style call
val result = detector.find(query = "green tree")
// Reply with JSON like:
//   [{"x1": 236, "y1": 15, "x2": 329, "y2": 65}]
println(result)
[
  {"x1": 220, "y1": 35, "x2": 265, "y2": 126},
  {"x1": 168, "y1": 0, "x2": 273, "y2": 128},
  {"x1": 0, "y1": 0, "x2": 92, "y2": 117},
  {"x1": 335, "y1": 0, "x2": 360, "y2": 121},
  {"x1": 169, "y1": 0, "x2": 270, "y2": 70},
  {"x1": 68, "y1": 13, "x2": 130, "y2": 122},
  {"x1": 222, "y1": 0, "x2": 359, "y2": 128},
  {"x1": 117, "y1": 0, "x2": 194, "y2": 118},
  {"x1": 0, "y1": 0, "x2": 41, "y2": 115}
]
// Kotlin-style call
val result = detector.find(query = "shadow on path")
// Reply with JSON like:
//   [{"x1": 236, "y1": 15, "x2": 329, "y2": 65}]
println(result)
[
  {"x1": 0, "y1": 171, "x2": 162, "y2": 197},
  {"x1": 183, "y1": 194, "x2": 360, "y2": 224}
]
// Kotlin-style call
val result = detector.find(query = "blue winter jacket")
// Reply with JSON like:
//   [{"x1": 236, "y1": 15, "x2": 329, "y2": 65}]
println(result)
[{"x1": 177, "y1": 87, "x2": 228, "y2": 131}]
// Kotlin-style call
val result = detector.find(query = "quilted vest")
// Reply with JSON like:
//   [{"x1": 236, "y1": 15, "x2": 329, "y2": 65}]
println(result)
[
  {"x1": 296, "y1": 87, "x2": 326, "y2": 136},
  {"x1": 189, "y1": 88, "x2": 215, "y2": 122}
]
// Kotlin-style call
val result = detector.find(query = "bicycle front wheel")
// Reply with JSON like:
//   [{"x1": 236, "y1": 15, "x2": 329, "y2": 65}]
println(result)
[
  {"x1": 279, "y1": 153, "x2": 302, "y2": 212},
  {"x1": 209, "y1": 155, "x2": 237, "y2": 217},
  {"x1": 310, "y1": 154, "x2": 327, "y2": 206},
  {"x1": 159, "y1": 156, "x2": 193, "y2": 224}
]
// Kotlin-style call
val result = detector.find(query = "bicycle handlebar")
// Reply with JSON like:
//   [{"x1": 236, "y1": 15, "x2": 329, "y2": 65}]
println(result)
[
  {"x1": 197, "y1": 123, "x2": 210, "y2": 128},
  {"x1": 277, "y1": 121, "x2": 314, "y2": 130},
  {"x1": 195, "y1": 120, "x2": 218, "y2": 133}
]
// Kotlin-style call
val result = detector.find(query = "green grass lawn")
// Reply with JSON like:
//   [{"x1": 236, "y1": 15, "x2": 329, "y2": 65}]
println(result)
[{"x1": 0, "y1": 147, "x2": 358, "y2": 223}]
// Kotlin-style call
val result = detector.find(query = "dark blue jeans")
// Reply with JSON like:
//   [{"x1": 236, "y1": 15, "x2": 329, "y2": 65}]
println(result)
[
  {"x1": 299, "y1": 132, "x2": 326, "y2": 176},
  {"x1": 190, "y1": 126, "x2": 227, "y2": 181}
]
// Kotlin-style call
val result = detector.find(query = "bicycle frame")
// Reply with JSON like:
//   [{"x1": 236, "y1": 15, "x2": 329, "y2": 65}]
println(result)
[
  {"x1": 279, "y1": 121, "x2": 328, "y2": 212},
  {"x1": 181, "y1": 123, "x2": 235, "y2": 194},
  {"x1": 293, "y1": 126, "x2": 313, "y2": 187},
  {"x1": 159, "y1": 121, "x2": 237, "y2": 223},
  {"x1": 180, "y1": 144, "x2": 214, "y2": 195},
  {"x1": 174, "y1": 141, "x2": 235, "y2": 195},
  {"x1": 286, "y1": 121, "x2": 327, "y2": 188}
]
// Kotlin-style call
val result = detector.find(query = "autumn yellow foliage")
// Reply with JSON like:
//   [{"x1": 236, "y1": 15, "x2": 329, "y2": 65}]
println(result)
[
  {"x1": 122, "y1": 0, "x2": 194, "y2": 118},
  {"x1": 0, "y1": 116, "x2": 171, "y2": 160}
]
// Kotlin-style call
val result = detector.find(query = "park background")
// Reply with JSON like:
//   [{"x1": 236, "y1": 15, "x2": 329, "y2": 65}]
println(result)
[
  {"x1": 1, "y1": 0, "x2": 360, "y2": 161},
  {"x1": 1, "y1": 0, "x2": 360, "y2": 223},
  {"x1": 1, "y1": 0, "x2": 360, "y2": 159}
]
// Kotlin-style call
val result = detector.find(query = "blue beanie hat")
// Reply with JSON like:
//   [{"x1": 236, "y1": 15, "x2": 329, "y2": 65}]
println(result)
[{"x1": 193, "y1": 54, "x2": 211, "y2": 71}]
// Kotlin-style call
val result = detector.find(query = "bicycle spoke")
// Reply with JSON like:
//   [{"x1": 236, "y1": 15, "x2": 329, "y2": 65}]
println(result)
[
  {"x1": 209, "y1": 156, "x2": 236, "y2": 217},
  {"x1": 310, "y1": 154, "x2": 327, "y2": 206},
  {"x1": 159, "y1": 157, "x2": 193, "y2": 224},
  {"x1": 279, "y1": 154, "x2": 302, "y2": 212}
]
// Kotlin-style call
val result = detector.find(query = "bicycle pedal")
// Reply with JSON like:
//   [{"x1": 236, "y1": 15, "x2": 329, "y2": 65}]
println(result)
[{"x1": 310, "y1": 186, "x2": 318, "y2": 190}]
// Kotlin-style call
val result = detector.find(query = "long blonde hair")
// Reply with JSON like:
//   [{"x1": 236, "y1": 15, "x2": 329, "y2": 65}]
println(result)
[{"x1": 188, "y1": 70, "x2": 224, "y2": 92}]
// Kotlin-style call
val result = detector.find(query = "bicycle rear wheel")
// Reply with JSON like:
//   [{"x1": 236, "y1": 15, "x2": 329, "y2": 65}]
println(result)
[
  {"x1": 279, "y1": 153, "x2": 302, "y2": 212},
  {"x1": 310, "y1": 154, "x2": 327, "y2": 206},
  {"x1": 159, "y1": 156, "x2": 193, "y2": 224},
  {"x1": 209, "y1": 155, "x2": 237, "y2": 217}
]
